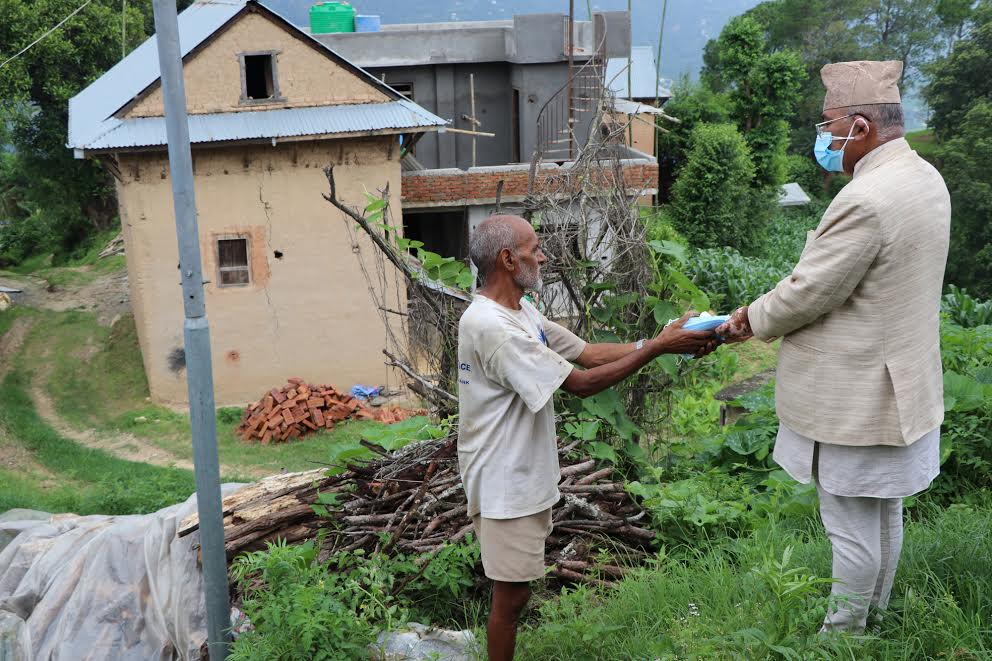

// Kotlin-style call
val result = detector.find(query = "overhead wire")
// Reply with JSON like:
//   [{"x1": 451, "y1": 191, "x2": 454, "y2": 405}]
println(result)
[{"x1": 0, "y1": 0, "x2": 95, "y2": 71}]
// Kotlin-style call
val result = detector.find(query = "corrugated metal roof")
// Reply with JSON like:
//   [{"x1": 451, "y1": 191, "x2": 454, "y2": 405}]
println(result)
[
  {"x1": 68, "y1": 0, "x2": 444, "y2": 152},
  {"x1": 69, "y1": 0, "x2": 246, "y2": 150},
  {"x1": 607, "y1": 46, "x2": 671, "y2": 101},
  {"x1": 84, "y1": 100, "x2": 445, "y2": 150}
]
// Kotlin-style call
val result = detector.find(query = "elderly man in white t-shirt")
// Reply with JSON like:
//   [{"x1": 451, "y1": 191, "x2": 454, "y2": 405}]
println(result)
[{"x1": 458, "y1": 214, "x2": 715, "y2": 661}]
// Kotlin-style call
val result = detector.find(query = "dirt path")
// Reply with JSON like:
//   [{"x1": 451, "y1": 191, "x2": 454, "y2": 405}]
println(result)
[
  {"x1": 0, "y1": 317, "x2": 59, "y2": 484},
  {"x1": 0, "y1": 268, "x2": 130, "y2": 327},
  {"x1": 0, "y1": 314, "x2": 260, "y2": 479},
  {"x1": 2, "y1": 267, "x2": 264, "y2": 479},
  {"x1": 28, "y1": 362, "x2": 263, "y2": 478}
]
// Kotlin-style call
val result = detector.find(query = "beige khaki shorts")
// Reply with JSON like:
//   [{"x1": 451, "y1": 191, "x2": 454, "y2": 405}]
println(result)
[{"x1": 471, "y1": 508, "x2": 553, "y2": 583}]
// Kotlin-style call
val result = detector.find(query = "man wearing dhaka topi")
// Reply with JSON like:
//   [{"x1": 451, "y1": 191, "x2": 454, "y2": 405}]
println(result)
[{"x1": 717, "y1": 60, "x2": 951, "y2": 633}]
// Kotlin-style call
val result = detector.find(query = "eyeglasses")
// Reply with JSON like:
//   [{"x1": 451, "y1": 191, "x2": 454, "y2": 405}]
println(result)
[{"x1": 815, "y1": 113, "x2": 858, "y2": 137}]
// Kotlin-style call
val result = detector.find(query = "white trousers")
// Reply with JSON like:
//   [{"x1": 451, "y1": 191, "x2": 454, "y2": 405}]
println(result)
[{"x1": 816, "y1": 480, "x2": 904, "y2": 633}]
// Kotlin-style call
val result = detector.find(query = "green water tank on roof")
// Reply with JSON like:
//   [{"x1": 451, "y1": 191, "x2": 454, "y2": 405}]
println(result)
[{"x1": 309, "y1": 1, "x2": 357, "y2": 34}]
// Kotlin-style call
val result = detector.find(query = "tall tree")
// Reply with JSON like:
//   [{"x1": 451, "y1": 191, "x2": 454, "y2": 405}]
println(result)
[
  {"x1": 701, "y1": 16, "x2": 805, "y2": 190},
  {"x1": 0, "y1": 0, "x2": 183, "y2": 262},
  {"x1": 924, "y1": 1, "x2": 992, "y2": 296}
]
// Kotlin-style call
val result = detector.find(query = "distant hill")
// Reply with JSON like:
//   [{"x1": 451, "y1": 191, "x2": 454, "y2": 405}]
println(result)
[{"x1": 262, "y1": 0, "x2": 764, "y2": 81}]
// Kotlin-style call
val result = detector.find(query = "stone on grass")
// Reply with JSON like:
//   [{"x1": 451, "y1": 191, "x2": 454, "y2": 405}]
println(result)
[{"x1": 371, "y1": 622, "x2": 477, "y2": 661}]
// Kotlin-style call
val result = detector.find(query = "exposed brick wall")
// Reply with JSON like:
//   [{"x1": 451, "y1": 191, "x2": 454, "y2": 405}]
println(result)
[{"x1": 401, "y1": 161, "x2": 659, "y2": 208}]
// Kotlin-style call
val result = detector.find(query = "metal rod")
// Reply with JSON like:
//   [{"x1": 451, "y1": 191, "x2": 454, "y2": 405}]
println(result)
[
  {"x1": 567, "y1": 0, "x2": 575, "y2": 160},
  {"x1": 150, "y1": 1, "x2": 231, "y2": 658},
  {"x1": 655, "y1": 0, "x2": 668, "y2": 106},
  {"x1": 441, "y1": 127, "x2": 495, "y2": 137},
  {"x1": 469, "y1": 73, "x2": 477, "y2": 167},
  {"x1": 627, "y1": 0, "x2": 633, "y2": 146}
]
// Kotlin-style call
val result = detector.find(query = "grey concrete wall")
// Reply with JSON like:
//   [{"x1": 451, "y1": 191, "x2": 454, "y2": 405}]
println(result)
[
  {"x1": 313, "y1": 12, "x2": 629, "y2": 67},
  {"x1": 374, "y1": 63, "x2": 515, "y2": 169},
  {"x1": 331, "y1": 11, "x2": 631, "y2": 169}
]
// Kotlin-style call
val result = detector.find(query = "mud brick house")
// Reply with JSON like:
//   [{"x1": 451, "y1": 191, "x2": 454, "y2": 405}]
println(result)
[{"x1": 67, "y1": 0, "x2": 445, "y2": 406}]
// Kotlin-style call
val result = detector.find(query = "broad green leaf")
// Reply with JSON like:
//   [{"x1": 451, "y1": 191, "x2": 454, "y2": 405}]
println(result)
[
  {"x1": 944, "y1": 371, "x2": 986, "y2": 412},
  {"x1": 656, "y1": 354, "x2": 680, "y2": 377},
  {"x1": 653, "y1": 300, "x2": 678, "y2": 325},
  {"x1": 586, "y1": 441, "x2": 618, "y2": 464},
  {"x1": 647, "y1": 239, "x2": 687, "y2": 263}
]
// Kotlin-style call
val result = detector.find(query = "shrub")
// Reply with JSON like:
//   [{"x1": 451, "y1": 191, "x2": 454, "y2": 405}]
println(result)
[
  {"x1": 656, "y1": 79, "x2": 733, "y2": 202},
  {"x1": 667, "y1": 123, "x2": 772, "y2": 254}
]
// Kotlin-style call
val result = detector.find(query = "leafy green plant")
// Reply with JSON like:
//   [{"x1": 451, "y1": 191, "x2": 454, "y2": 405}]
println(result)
[
  {"x1": 942, "y1": 285, "x2": 992, "y2": 328},
  {"x1": 229, "y1": 537, "x2": 481, "y2": 661},
  {"x1": 363, "y1": 193, "x2": 475, "y2": 291},
  {"x1": 729, "y1": 546, "x2": 833, "y2": 660}
]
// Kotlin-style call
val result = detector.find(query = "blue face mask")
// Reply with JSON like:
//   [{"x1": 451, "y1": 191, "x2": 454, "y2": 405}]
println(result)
[{"x1": 813, "y1": 119, "x2": 864, "y2": 173}]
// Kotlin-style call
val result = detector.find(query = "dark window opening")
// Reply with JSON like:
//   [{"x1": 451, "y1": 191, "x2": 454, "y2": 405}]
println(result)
[
  {"x1": 391, "y1": 82, "x2": 414, "y2": 101},
  {"x1": 403, "y1": 210, "x2": 468, "y2": 263},
  {"x1": 244, "y1": 54, "x2": 275, "y2": 100},
  {"x1": 511, "y1": 88, "x2": 521, "y2": 163},
  {"x1": 218, "y1": 238, "x2": 251, "y2": 286}
]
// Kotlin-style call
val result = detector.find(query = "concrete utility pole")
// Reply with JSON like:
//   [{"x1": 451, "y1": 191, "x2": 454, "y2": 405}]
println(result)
[{"x1": 150, "y1": 1, "x2": 231, "y2": 658}]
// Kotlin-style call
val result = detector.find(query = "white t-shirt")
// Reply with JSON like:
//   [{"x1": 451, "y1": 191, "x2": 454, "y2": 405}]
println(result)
[{"x1": 457, "y1": 295, "x2": 587, "y2": 519}]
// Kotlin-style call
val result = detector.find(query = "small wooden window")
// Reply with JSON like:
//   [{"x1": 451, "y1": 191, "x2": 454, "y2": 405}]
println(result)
[{"x1": 217, "y1": 237, "x2": 251, "y2": 286}]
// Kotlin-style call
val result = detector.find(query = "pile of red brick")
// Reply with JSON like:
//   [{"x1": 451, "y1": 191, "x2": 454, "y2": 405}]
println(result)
[{"x1": 236, "y1": 378, "x2": 419, "y2": 443}]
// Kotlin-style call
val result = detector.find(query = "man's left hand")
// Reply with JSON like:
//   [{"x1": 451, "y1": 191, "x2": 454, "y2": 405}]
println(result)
[{"x1": 717, "y1": 306, "x2": 753, "y2": 344}]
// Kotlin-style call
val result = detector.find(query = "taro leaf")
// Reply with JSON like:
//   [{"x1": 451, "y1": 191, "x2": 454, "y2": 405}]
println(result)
[
  {"x1": 589, "y1": 329, "x2": 621, "y2": 343},
  {"x1": 944, "y1": 371, "x2": 986, "y2": 412},
  {"x1": 614, "y1": 406, "x2": 642, "y2": 441},
  {"x1": 623, "y1": 438, "x2": 647, "y2": 465},
  {"x1": 724, "y1": 429, "x2": 770, "y2": 456},
  {"x1": 733, "y1": 384, "x2": 776, "y2": 413},
  {"x1": 975, "y1": 366, "x2": 992, "y2": 386},
  {"x1": 647, "y1": 239, "x2": 687, "y2": 264},
  {"x1": 591, "y1": 305, "x2": 613, "y2": 323}
]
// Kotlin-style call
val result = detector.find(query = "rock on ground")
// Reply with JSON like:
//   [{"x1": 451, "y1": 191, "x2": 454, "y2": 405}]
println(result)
[{"x1": 372, "y1": 622, "x2": 478, "y2": 661}]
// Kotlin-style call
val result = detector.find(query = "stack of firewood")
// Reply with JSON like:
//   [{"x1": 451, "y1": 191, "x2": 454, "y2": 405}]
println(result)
[
  {"x1": 235, "y1": 378, "x2": 420, "y2": 443},
  {"x1": 179, "y1": 435, "x2": 656, "y2": 587}
]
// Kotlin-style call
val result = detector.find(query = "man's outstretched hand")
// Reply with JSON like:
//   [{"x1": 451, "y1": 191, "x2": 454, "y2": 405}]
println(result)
[
  {"x1": 716, "y1": 306, "x2": 753, "y2": 344},
  {"x1": 655, "y1": 311, "x2": 718, "y2": 359}
]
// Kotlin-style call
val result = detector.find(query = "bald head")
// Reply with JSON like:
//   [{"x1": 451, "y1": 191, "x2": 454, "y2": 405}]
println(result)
[{"x1": 470, "y1": 214, "x2": 535, "y2": 279}]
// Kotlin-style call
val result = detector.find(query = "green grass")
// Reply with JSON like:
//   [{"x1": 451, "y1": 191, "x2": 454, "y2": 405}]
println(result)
[
  {"x1": 9, "y1": 307, "x2": 426, "y2": 479},
  {"x1": 1, "y1": 227, "x2": 127, "y2": 288},
  {"x1": 513, "y1": 502, "x2": 992, "y2": 660},
  {"x1": 0, "y1": 369, "x2": 198, "y2": 515}
]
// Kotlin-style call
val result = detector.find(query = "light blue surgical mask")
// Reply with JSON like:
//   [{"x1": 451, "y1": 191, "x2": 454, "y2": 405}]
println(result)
[{"x1": 813, "y1": 116, "x2": 866, "y2": 173}]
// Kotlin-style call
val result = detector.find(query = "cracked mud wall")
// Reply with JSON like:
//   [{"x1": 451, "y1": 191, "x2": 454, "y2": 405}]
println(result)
[{"x1": 114, "y1": 136, "x2": 404, "y2": 406}]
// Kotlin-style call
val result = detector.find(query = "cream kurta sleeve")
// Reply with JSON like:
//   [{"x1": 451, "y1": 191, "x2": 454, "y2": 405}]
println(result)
[{"x1": 748, "y1": 192, "x2": 882, "y2": 341}]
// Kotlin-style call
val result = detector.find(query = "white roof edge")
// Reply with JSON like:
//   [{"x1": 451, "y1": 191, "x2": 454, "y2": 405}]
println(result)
[{"x1": 68, "y1": 0, "x2": 437, "y2": 151}]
